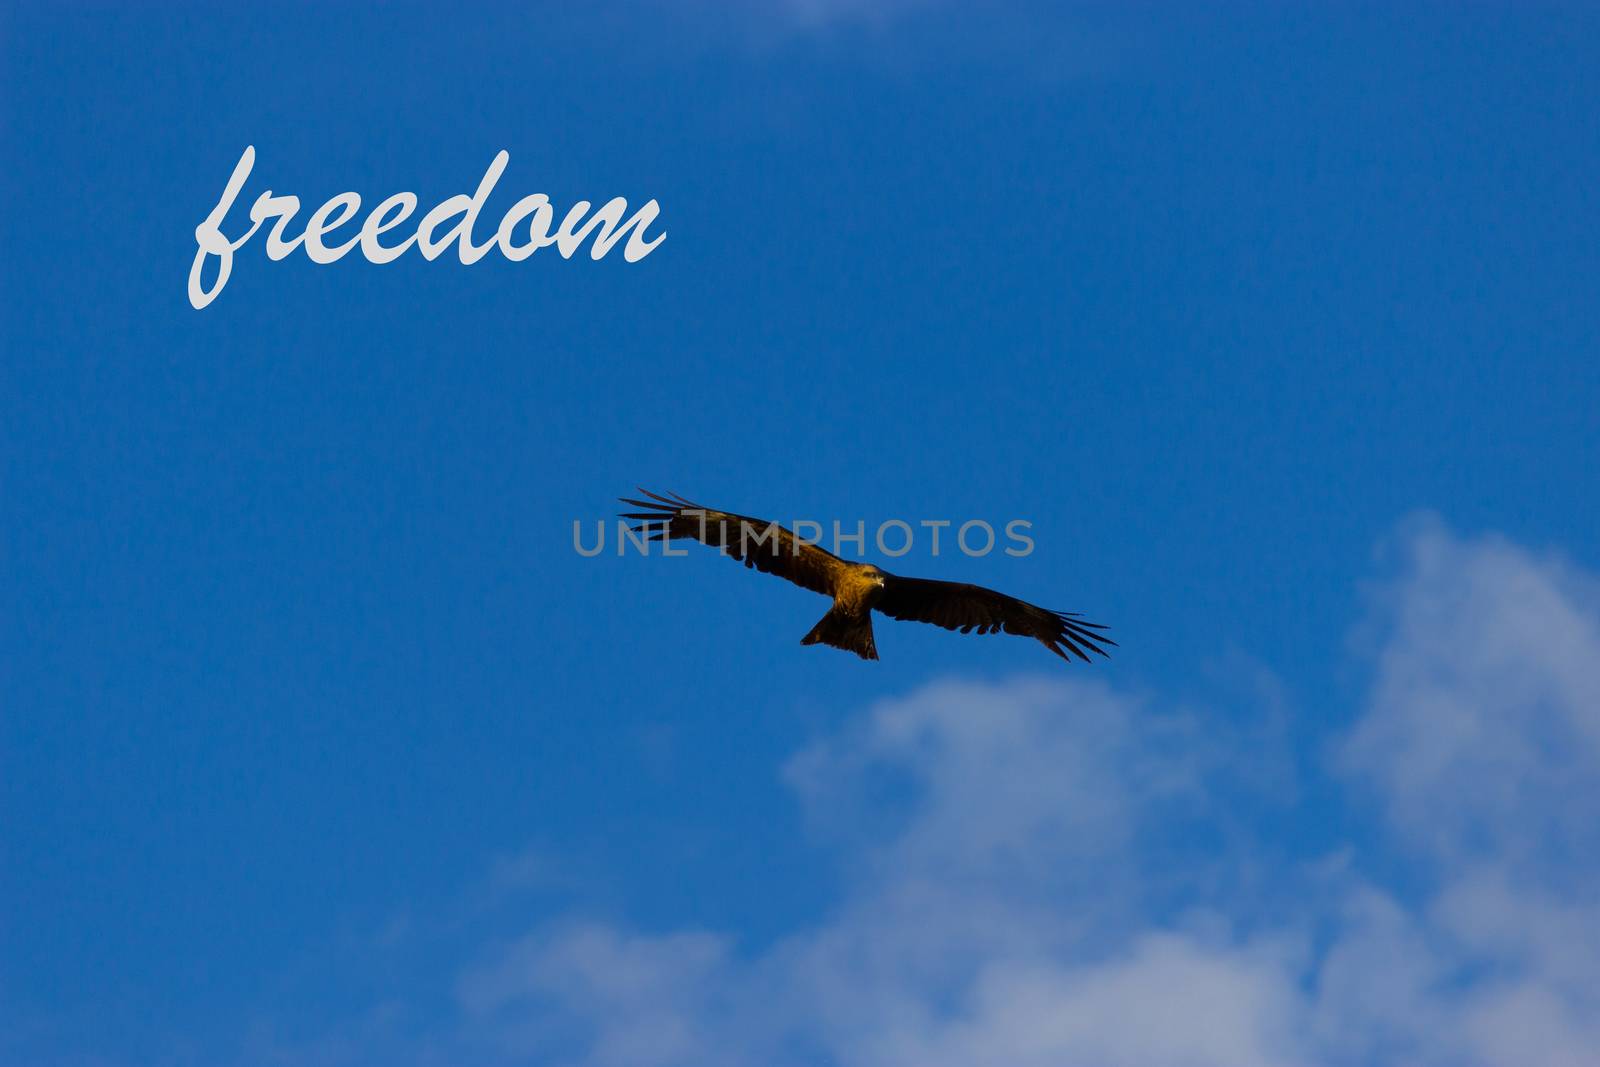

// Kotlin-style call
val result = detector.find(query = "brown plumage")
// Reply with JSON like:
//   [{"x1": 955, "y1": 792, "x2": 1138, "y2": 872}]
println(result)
[{"x1": 619, "y1": 489, "x2": 1115, "y2": 664}]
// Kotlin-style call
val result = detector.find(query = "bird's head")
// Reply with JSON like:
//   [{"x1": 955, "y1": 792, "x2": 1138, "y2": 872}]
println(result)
[{"x1": 861, "y1": 565, "x2": 887, "y2": 588}]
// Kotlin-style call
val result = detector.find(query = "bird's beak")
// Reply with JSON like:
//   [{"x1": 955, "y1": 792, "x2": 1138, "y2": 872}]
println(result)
[{"x1": 875, "y1": 576, "x2": 886, "y2": 587}]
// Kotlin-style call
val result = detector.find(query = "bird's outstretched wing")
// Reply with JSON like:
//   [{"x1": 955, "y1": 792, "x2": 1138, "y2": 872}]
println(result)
[
  {"x1": 619, "y1": 489, "x2": 843, "y2": 597},
  {"x1": 876, "y1": 575, "x2": 1115, "y2": 663}
]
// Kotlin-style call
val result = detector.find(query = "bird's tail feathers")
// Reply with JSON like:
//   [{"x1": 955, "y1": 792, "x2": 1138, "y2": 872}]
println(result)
[{"x1": 801, "y1": 608, "x2": 879, "y2": 661}]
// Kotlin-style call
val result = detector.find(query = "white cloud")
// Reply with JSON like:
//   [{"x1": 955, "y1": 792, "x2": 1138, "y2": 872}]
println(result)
[
  {"x1": 458, "y1": 923, "x2": 736, "y2": 1067},
  {"x1": 1317, "y1": 520, "x2": 1600, "y2": 1066},
  {"x1": 447, "y1": 675, "x2": 1307, "y2": 1067},
  {"x1": 1342, "y1": 518, "x2": 1600, "y2": 874},
  {"x1": 295, "y1": 519, "x2": 1600, "y2": 1067},
  {"x1": 944, "y1": 933, "x2": 1306, "y2": 1067}
]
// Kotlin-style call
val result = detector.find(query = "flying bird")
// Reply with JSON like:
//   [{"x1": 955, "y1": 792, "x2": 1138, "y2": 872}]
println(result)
[{"x1": 619, "y1": 489, "x2": 1115, "y2": 663}]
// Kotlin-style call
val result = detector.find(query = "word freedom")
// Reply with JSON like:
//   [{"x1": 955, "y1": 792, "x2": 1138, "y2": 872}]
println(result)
[
  {"x1": 576, "y1": 516, "x2": 1036, "y2": 559},
  {"x1": 188, "y1": 147, "x2": 666, "y2": 309}
]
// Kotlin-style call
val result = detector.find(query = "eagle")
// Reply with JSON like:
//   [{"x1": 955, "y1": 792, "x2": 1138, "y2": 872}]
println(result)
[{"x1": 620, "y1": 489, "x2": 1114, "y2": 664}]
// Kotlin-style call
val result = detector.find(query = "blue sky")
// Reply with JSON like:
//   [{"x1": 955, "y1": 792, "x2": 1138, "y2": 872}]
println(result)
[{"x1": 3, "y1": 3, "x2": 1598, "y2": 1065}]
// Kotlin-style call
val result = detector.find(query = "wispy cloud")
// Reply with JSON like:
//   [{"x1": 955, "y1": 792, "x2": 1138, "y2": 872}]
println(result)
[
  {"x1": 625, "y1": 0, "x2": 1132, "y2": 83},
  {"x1": 253, "y1": 518, "x2": 1600, "y2": 1066},
  {"x1": 1343, "y1": 517, "x2": 1600, "y2": 873}
]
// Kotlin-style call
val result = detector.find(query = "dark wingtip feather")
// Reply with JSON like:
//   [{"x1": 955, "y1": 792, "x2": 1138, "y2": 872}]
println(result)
[
  {"x1": 1051, "y1": 610, "x2": 1117, "y2": 653},
  {"x1": 638, "y1": 488, "x2": 686, "y2": 508},
  {"x1": 1054, "y1": 631, "x2": 1093, "y2": 663},
  {"x1": 1051, "y1": 609, "x2": 1112, "y2": 631}
]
